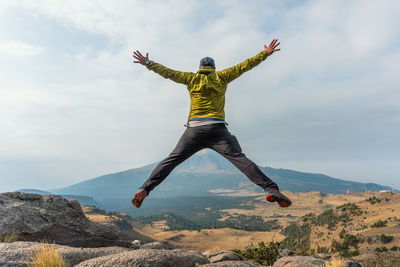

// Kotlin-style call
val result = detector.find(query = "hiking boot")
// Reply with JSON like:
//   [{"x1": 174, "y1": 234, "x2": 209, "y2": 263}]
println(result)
[
  {"x1": 265, "y1": 188, "x2": 292, "y2": 208},
  {"x1": 131, "y1": 189, "x2": 148, "y2": 208}
]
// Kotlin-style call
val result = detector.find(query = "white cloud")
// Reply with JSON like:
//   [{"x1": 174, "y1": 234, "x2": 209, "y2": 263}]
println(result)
[{"x1": 0, "y1": 40, "x2": 43, "y2": 56}]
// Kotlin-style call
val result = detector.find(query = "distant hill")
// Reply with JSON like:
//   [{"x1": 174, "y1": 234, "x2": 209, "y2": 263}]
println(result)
[
  {"x1": 46, "y1": 149, "x2": 398, "y2": 216},
  {"x1": 51, "y1": 149, "x2": 395, "y2": 199}
]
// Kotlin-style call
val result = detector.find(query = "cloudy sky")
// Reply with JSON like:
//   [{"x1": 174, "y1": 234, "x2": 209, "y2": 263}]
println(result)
[{"x1": 1, "y1": 0, "x2": 399, "y2": 192}]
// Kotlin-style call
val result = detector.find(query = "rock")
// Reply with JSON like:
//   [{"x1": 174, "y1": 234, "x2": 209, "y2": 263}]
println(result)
[
  {"x1": 141, "y1": 241, "x2": 169, "y2": 249},
  {"x1": 203, "y1": 250, "x2": 224, "y2": 258},
  {"x1": 279, "y1": 249, "x2": 295, "y2": 257},
  {"x1": 0, "y1": 241, "x2": 128, "y2": 266},
  {"x1": 131, "y1": 240, "x2": 141, "y2": 249},
  {"x1": 0, "y1": 192, "x2": 128, "y2": 247},
  {"x1": 201, "y1": 261, "x2": 263, "y2": 266},
  {"x1": 273, "y1": 256, "x2": 326, "y2": 267},
  {"x1": 206, "y1": 251, "x2": 243, "y2": 263},
  {"x1": 345, "y1": 261, "x2": 362, "y2": 267},
  {"x1": 75, "y1": 249, "x2": 209, "y2": 267}
]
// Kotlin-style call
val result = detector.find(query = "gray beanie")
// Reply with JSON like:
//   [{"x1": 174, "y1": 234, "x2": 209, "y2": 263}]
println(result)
[{"x1": 199, "y1": 57, "x2": 215, "y2": 69}]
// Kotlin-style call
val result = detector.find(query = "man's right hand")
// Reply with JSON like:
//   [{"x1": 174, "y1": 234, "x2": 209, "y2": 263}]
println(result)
[{"x1": 133, "y1": 50, "x2": 149, "y2": 65}]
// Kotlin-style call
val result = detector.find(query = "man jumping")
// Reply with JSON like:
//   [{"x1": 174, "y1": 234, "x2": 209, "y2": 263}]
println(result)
[{"x1": 131, "y1": 39, "x2": 292, "y2": 209}]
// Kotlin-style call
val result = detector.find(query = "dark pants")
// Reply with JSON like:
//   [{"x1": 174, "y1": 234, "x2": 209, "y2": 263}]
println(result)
[{"x1": 140, "y1": 123, "x2": 278, "y2": 194}]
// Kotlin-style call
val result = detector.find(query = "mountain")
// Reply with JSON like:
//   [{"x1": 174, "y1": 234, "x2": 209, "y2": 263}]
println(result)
[{"x1": 50, "y1": 149, "x2": 395, "y2": 199}]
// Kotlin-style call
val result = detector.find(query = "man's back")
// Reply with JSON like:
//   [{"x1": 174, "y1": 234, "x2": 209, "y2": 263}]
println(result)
[{"x1": 145, "y1": 50, "x2": 269, "y2": 120}]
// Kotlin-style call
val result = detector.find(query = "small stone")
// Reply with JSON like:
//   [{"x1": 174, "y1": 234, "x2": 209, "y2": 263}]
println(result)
[
  {"x1": 279, "y1": 249, "x2": 295, "y2": 257},
  {"x1": 201, "y1": 261, "x2": 263, "y2": 267},
  {"x1": 345, "y1": 260, "x2": 362, "y2": 267},
  {"x1": 273, "y1": 256, "x2": 326, "y2": 267},
  {"x1": 141, "y1": 241, "x2": 168, "y2": 249},
  {"x1": 130, "y1": 240, "x2": 141, "y2": 249},
  {"x1": 209, "y1": 251, "x2": 243, "y2": 263}
]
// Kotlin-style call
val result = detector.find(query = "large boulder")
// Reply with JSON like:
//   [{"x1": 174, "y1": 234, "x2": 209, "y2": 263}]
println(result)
[
  {"x1": 273, "y1": 256, "x2": 326, "y2": 267},
  {"x1": 0, "y1": 241, "x2": 128, "y2": 266},
  {"x1": 75, "y1": 249, "x2": 210, "y2": 267},
  {"x1": 202, "y1": 251, "x2": 243, "y2": 263},
  {"x1": 0, "y1": 192, "x2": 128, "y2": 247}
]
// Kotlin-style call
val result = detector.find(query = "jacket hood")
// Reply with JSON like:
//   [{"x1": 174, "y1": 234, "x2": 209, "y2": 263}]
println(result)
[{"x1": 197, "y1": 67, "x2": 215, "y2": 75}]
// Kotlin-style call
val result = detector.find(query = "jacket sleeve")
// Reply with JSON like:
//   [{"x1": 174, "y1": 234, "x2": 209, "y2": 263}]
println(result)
[
  {"x1": 146, "y1": 61, "x2": 194, "y2": 85},
  {"x1": 218, "y1": 50, "x2": 268, "y2": 84}
]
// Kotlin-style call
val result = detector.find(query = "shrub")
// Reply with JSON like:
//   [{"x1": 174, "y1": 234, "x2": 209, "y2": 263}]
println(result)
[
  {"x1": 317, "y1": 245, "x2": 329, "y2": 253},
  {"x1": 336, "y1": 203, "x2": 361, "y2": 215},
  {"x1": 232, "y1": 241, "x2": 280, "y2": 266},
  {"x1": 0, "y1": 233, "x2": 18, "y2": 243},
  {"x1": 315, "y1": 209, "x2": 339, "y2": 230},
  {"x1": 375, "y1": 246, "x2": 388, "y2": 253},
  {"x1": 390, "y1": 246, "x2": 399, "y2": 251},
  {"x1": 280, "y1": 223, "x2": 311, "y2": 255},
  {"x1": 366, "y1": 196, "x2": 381, "y2": 204},
  {"x1": 371, "y1": 219, "x2": 387, "y2": 228},
  {"x1": 380, "y1": 234, "x2": 394, "y2": 244},
  {"x1": 339, "y1": 229, "x2": 346, "y2": 239},
  {"x1": 331, "y1": 234, "x2": 360, "y2": 258},
  {"x1": 30, "y1": 243, "x2": 67, "y2": 267}
]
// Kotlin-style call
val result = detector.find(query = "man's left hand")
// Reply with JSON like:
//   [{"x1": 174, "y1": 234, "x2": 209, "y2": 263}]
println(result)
[{"x1": 264, "y1": 39, "x2": 280, "y2": 56}]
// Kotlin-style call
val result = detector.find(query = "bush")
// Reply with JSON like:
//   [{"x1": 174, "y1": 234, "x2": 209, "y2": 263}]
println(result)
[
  {"x1": 380, "y1": 234, "x2": 394, "y2": 244},
  {"x1": 280, "y1": 223, "x2": 311, "y2": 255},
  {"x1": 390, "y1": 246, "x2": 399, "y2": 251},
  {"x1": 336, "y1": 203, "x2": 362, "y2": 215},
  {"x1": 339, "y1": 229, "x2": 346, "y2": 239},
  {"x1": 375, "y1": 247, "x2": 388, "y2": 253},
  {"x1": 366, "y1": 196, "x2": 381, "y2": 204},
  {"x1": 317, "y1": 245, "x2": 329, "y2": 253},
  {"x1": 232, "y1": 241, "x2": 280, "y2": 266},
  {"x1": 331, "y1": 234, "x2": 361, "y2": 258},
  {"x1": 30, "y1": 243, "x2": 67, "y2": 267},
  {"x1": 371, "y1": 219, "x2": 387, "y2": 228},
  {"x1": 315, "y1": 209, "x2": 339, "y2": 230}
]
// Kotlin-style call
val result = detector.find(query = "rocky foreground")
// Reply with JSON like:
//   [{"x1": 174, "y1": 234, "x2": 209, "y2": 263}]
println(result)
[
  {"x1": 1, "y1": 241, "x2": 363, "y2": 266},
  {"x1": 0, "y1": 192, "x2": 362, "y2": 266}
]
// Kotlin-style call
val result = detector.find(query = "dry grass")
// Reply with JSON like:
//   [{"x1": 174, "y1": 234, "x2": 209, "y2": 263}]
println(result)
[
  {"x1": 325, "y1": 258, "x2": 346, "y2": 267},
  {"x1": 206, "y1": 245, "x2": 223, "y2": 251},
  {"x1": 30, "y1": 243, "x2": 67, "y2": 267},
  {"x1": 0, "y1": 233, "x2": 19, "y2": 243}
]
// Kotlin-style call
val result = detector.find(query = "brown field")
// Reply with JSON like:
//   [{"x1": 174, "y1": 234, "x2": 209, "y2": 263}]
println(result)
[{"x1": 83, "y1": 191, "x2": 400, "y2": 253}]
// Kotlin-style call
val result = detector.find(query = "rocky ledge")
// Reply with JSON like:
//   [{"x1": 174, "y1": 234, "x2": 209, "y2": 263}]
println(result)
[{"x1": 0, "y1": 192, "x2": 128, "y2": 247}]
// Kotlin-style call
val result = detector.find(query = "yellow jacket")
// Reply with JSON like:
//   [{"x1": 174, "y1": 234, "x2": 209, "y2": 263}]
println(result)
[{"x1": 146, "y1": 50, "x2": 269, "y2": 121}]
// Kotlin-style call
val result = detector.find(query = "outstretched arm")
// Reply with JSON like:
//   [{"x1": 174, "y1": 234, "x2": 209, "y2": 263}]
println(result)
[
  {"x1": 218, "y1": 39, "x2": 281, "y2": 84},
  {"x1": 133, "y1": 50, "x2": 194, "y2": 85}
]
